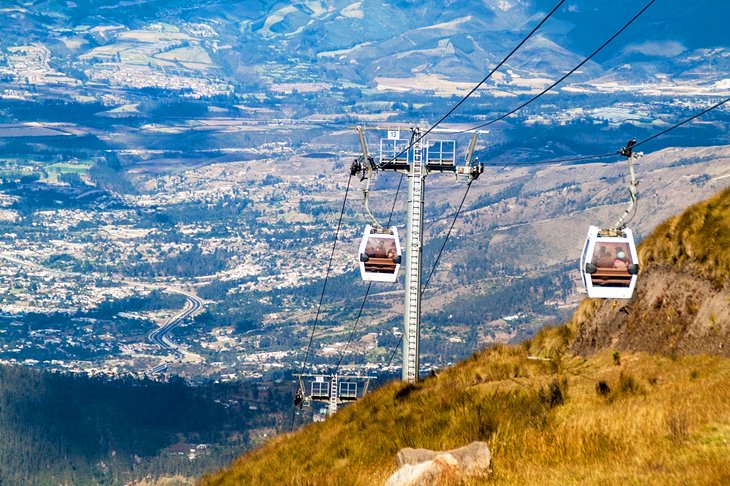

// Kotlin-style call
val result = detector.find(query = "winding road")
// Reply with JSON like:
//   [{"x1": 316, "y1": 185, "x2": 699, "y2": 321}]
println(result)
[
  {"x1": 147, "y1": 290, "x2": 203, "y2": 363},
  {"x1": 0, "y1": 251, "x2": 204, "y2": 375}
]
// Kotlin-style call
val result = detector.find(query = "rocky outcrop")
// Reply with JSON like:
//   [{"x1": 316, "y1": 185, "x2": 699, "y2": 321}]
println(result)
[
  {"x1": 570, "y1": 263, "x2": 729, "y2": 357},
  {"x1": 385, "y1": 442, "x2": 491, "y2": 486}
]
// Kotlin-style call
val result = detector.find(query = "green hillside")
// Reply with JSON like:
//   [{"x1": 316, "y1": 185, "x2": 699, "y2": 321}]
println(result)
[
  {"x1": 0, "y1": 366, "x2": 255, "y2": 485},
  {"x1": 201, "y1": 188, "x2": 730, "y2": 485}
]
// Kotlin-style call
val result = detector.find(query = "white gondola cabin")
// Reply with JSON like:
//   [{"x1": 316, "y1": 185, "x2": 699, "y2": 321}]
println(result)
[
  {"x1": 580, "y1": 225, "x2": 639, "y2": 299},
  {"x1": 358, "y1": 224, "x2": 402, "y2": 282}
]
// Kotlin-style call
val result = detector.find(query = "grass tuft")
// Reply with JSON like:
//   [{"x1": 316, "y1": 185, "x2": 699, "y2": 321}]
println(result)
[
  {"x1": 665, "y1": 407, "x2": 690, "y2": 444},
  {"x1": 615, "y1": 371, "x2": 643, "y2": 397},
  {"x1": 595, "y1": 380, "x2": 611, "y2": 396},
  {"x1": 539, "y1": 378, "x2": 567, "y2": 408},
  {"x1": 202, "y1": 351, "x2": 730, "y2": 486},
  {"x1": 394, "y1": 382, "x2": 418, "y2": 401}
]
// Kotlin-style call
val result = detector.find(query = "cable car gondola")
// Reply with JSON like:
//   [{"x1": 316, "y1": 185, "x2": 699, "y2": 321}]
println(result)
[
  {"x1": 580, "y1": 139, "x2": 641, "y2": 299},
  {"x1": 350, "y1": 127, "x2": 403, "y2": 283},
  {"x1": 580, "y1": 226, "x2": 639, "y2": 299},
  {"x1": 358, "y1": 224, "x2": 402, "y2": 282}
]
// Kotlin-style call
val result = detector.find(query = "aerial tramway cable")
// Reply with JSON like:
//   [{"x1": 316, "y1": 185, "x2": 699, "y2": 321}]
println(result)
[
  {"x1": 485, "y1": 152, "x2": 619, "y2": 167},
  {"x1": 422, "y1": 182, "x2": 474, "y2": 292},
  {"x1": 463, "y1": 0, "x2": 656, "y2": 133},
  {"x1": 292, "y1": 173, "x2": 355, "y2": 427},
  {"x1": 508, "y1": 96, "x2": 730, "y2": 168},
  {"x1": 633, "y1": 97, "x2": 730, "y2": 150},
  {"x1": 296, "y1": 174, "x2": 353, "y2": 383},
  {"x1": 385, "y1": 0, "x2": 568, "y2": 164}
]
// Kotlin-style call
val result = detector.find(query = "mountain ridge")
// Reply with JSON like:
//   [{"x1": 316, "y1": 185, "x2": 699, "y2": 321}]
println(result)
[{"x1": 3, "y1": 0, "x2": 729, "y2": 96}]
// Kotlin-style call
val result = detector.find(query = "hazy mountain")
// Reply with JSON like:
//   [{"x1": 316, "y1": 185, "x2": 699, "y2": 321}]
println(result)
[{"x1": 2, "y1": 0, "x2": 728, "y2": 94}]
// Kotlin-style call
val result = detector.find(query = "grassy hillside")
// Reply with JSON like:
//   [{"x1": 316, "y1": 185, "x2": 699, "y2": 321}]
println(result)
[
  {"x1": 639, "y1": 186, "x2": 730, "y2": 286},
  {"x1": 202, "y1": 343, "x2": 730, "y2": 485},
  {"x1": 202, "y1": 187, "x2": 730, "y2": 485}
]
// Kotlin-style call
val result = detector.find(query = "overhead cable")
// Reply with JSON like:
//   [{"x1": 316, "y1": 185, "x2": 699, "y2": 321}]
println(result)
[
  {"x1": 385, "y1": 0, "x2": 568, "y2": 163},
  {"x1": 297, "y1": 174, "x2": 353, "y2": 379},
  {"x1": 633, "y1": 96, "x2": 730, "y2": 149},
  {"x1": 422, "y1": 182, "x2": 473, "y2": 293},
  {"x1": 465, "y1": 0, "x2": 656, "y2": 132},
  {"x1": 497, "y1": 96, "x2": 730, "y2": 168}
]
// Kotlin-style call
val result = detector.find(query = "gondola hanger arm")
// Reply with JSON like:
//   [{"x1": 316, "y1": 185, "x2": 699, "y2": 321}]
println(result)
[
  {"x1": 353, "y1": 126, "x2": 383, "y2": 230},
  {"x1": 611, "y1": 139, "x2": 642, "y2": 232}
]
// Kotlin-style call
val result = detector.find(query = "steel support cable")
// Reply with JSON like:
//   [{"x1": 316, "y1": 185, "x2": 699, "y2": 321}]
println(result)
[
  {"x1": 384, "y1": 0, "x2": 567, "y2": 165},
  {"x1": 500, "y1": 96, "x2": 730, "y2": 168},
  {"x1": 386, "y1": 180, "x2": 473, "y2": 368},
  {"x1": 297, "y1": 173, "x2": 353, "y2": 379},
  {"x1": 489, "y1": 152, "x2": 618, "y2": 167},
  {"x1": 332, "y1": 174, "x2": 405, "y2": 374},
  {"x1": 386, "y1": 332, "x2": 402, "y2": 368},
  {"x1": 291, "y1": 174, "x2": 354, "y2": 431},
  {"x1": 464, "y1": 0, "x2": 656, "y2": 133},
  {"x1": 422, "y1": 182, "x2": 473, "y2": 293}
]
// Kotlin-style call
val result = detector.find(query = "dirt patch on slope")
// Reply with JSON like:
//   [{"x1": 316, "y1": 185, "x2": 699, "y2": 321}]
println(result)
[{"x1": 569, "y1": 263, "x2": 730, "y2": 357}]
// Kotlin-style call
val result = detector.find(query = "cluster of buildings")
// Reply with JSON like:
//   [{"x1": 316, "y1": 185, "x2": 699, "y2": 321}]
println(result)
[
  {"x1": 0, "y1": 143, "x2": 367, "y2": 380},
  {"x1": 86, "y1": 64, "x2": 232, "y2": 99}
]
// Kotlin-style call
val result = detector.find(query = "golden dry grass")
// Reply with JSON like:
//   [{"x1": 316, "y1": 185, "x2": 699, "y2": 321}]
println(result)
[
  {"x1": 201, "y1": 344, "x2": 730, "y2": 485},
  {"x1": 639, "y1": 186, "x2": 730, "y2": 287}
]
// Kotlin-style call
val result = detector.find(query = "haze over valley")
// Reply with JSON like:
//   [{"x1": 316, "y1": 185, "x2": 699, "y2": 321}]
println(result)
[{"x1": 0, "y1": 0, "x2": 728, "y2": 483}]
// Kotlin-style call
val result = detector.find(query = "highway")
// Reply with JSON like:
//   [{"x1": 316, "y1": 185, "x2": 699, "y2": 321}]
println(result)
[
  {"x1": 146, "y1": 291, "x2": 203, "y2": 363},
  {"x1": 0, "y1": 251, "x2": 204, "y2": 375}
]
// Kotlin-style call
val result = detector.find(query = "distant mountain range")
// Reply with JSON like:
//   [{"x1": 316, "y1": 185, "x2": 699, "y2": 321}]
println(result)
[{"x1": 2, "y1": 0, "x2": 728, "y2": 99}]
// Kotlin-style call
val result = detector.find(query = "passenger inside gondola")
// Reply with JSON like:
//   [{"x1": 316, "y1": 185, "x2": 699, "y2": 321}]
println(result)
[
  {"x1": 363, "y1": 237, "x2": 398, "y2": 274},
  {"x1": 613, "y1": 251, "x2": 629, "y2": 270},
  {"x1": 386, "y1": 245, "x2": 396, "y2": 259},
  {"x1": 589, "y1": 242, "x2": 632, "y2": 287},
  {"x1": 365, "y1": 240, "x2": 386, "y2": 258},
  {"x1": 592, "y1": 245, "x2": 614, "y2": 268}
]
